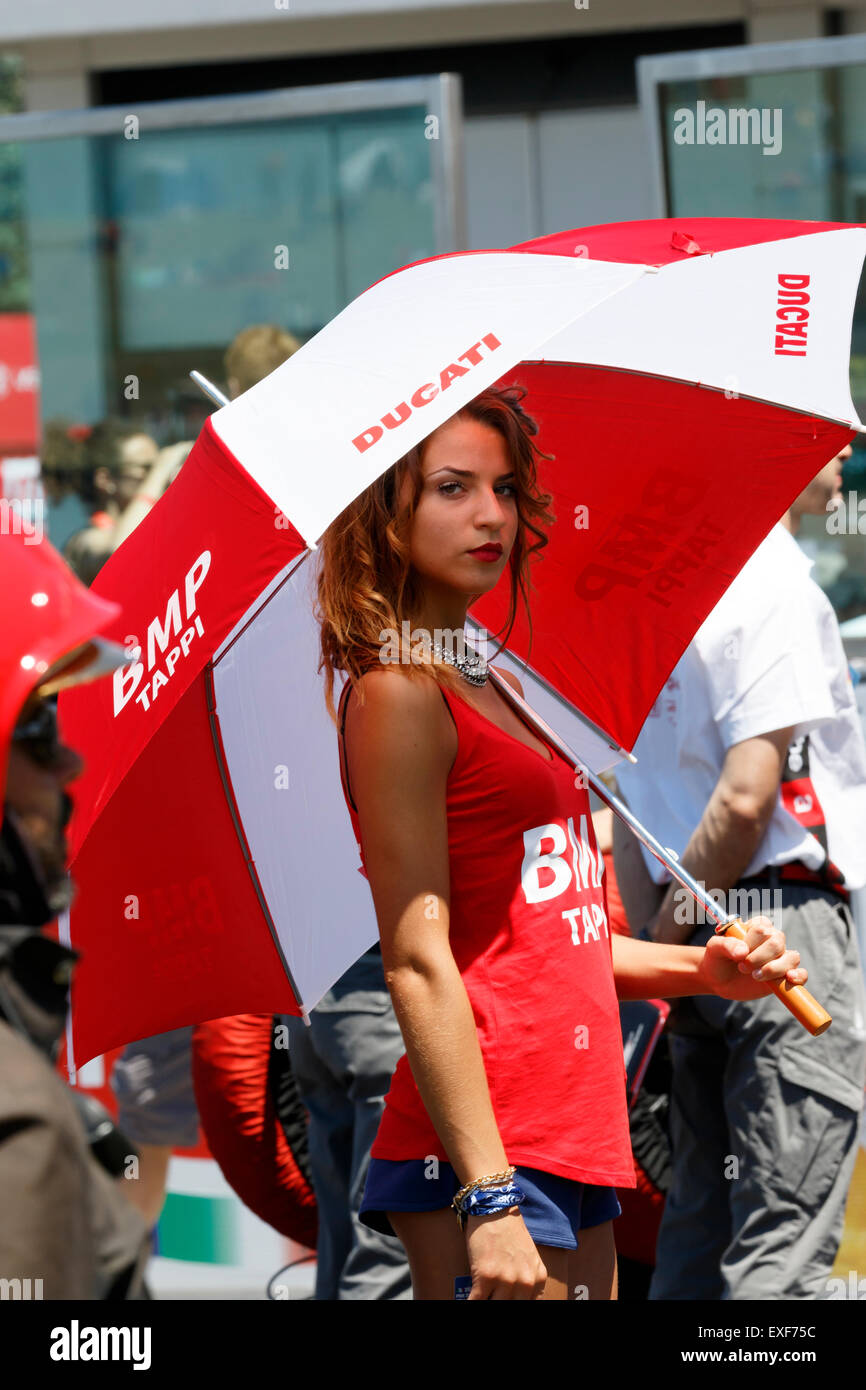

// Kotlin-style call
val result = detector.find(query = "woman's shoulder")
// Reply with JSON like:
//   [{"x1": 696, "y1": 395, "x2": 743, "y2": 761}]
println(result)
[
  {"x1": 349, "y1": 664, "x2": 442, "y2": 710},
  {"x1": 343, "y1": 667, "x2": 457, "y2": 765}
]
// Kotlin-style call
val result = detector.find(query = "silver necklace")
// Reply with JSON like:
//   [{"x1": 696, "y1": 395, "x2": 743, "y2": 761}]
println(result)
[{"x1": 431, "y1": 640, "x2": 489, "y2": 687}]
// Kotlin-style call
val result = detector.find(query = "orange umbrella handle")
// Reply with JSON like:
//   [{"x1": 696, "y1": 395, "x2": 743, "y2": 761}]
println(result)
[{"x1": 715, "y1": 918, "x2": 832, "y2": 1036}]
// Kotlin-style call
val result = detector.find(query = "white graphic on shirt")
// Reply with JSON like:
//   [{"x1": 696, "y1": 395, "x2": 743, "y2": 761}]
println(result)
[
  {"x1": 521, "y1": 821, "x2": 572, "y2": 902},
  {"x1": 787, "y1": 735, "x2": 806, "y2": 774},
  {"x1": 520, "y1": 814, "x2": 609, "y2": 945}
]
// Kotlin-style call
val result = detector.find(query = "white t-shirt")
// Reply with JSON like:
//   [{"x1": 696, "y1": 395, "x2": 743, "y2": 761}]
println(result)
[{"x1": 616, "y1": 523, "x2": 866, "y2": 890}]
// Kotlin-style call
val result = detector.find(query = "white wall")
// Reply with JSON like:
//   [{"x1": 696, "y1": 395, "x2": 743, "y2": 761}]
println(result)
[
  {"x1": 2, "y1": 1, "x2": 742, "y2": 49},
  {"x1": 10, "y1": 0, "x2": 862, "y2": 116}
]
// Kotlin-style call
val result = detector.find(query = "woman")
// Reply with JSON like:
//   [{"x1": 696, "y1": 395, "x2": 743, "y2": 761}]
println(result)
[{"x1": 314, "y1": 384, "x2": 807, "y2": 1301}]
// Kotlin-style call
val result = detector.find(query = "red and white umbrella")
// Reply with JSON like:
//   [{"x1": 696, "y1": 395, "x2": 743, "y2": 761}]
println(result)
[{"x1": 59, "y1": 217, "x2": 864, "y2": 1070}]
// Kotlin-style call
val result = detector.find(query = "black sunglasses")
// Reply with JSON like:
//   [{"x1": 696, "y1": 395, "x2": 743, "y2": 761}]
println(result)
[{"x1": 12, "y1": 699, "x2": 62, "y2": 766}]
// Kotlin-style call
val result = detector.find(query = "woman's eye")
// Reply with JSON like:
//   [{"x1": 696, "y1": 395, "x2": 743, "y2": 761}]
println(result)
[{"x1": 437, "y1": 481, "x2": 516, "y2": 497}]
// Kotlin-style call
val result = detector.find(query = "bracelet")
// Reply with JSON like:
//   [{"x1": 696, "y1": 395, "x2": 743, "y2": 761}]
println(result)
[
  {"x1": 452, "y1": 1165, "x2": 522, "y2": 1230},
  {"x1": 453, "y1": 1181, "x2": 525, "y2": 1231},
  {"x1": 453, "y1": 1165, "x2": 516, "y2": 1209}
]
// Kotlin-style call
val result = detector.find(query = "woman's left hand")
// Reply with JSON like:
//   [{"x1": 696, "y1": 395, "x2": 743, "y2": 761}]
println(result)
[{"x1": 698, "y1": 916, "x2": 807, "y2": 1000}]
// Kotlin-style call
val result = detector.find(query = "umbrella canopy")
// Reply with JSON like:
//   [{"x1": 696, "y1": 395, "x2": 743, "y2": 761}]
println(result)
[{"x1": 59, "y1": 218, "x2": 864, "y2": 1070}]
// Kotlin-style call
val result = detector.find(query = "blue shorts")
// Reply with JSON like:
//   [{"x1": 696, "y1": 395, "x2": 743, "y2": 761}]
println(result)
[{"x1": 360, "y1": 1158, "x2": 621, "y2": 1251}]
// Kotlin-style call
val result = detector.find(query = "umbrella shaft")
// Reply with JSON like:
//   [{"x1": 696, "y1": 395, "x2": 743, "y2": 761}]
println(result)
[
  {"x1": 486, "y1": 668, "x2": 733, "y2": 929},
  {"x1": 190, "y1": 370, "x2": 231, "y2": 409},
  {"x1": 576, "y1": 770, "x2": 732, "y2": 929}
]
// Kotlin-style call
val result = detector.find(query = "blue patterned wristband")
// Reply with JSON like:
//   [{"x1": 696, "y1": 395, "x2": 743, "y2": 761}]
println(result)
[{"x1": 454, "y1": 1181, "x2": 525, "y2": 1230}]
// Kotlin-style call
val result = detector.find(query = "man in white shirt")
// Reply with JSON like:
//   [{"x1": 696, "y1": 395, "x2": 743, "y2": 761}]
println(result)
[{"x1": 614, "y1": 443, "x2": 866, "y2": 1300}]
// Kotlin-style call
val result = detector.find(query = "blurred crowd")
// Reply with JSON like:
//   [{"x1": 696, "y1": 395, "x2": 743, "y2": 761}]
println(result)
[{"x1": 37, "y1": 324, "x2": 302, "y2": 588}]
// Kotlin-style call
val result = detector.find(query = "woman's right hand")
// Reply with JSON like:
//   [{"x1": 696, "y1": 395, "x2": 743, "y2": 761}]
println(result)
[{"x1": 464, "y1": 1208, "x2": 548, "y2": 1299}]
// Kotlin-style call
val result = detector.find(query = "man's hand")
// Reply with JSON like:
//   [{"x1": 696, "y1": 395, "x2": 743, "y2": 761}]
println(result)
[{"x1": 698, "y1": 916, "x2": 807, "y2": 1001}]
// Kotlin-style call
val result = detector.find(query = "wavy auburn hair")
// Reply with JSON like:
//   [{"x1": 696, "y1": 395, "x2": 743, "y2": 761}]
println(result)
[{"x1": 314, "y1": 383, "x2": 556, "y2": 726}]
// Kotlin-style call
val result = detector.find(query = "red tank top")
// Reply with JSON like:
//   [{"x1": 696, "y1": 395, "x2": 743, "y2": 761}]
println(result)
[{"x1": 337, "y1": 674, "x2": 635, "y2": 1188}]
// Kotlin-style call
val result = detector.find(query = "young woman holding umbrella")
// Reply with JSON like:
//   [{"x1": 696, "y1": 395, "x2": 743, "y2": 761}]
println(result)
[{"x1": 315, "y1": 383, "x2": 807, "y2": 1301}]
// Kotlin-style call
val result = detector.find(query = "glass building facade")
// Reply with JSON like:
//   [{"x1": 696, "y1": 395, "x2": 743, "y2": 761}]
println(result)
[
  {"x1": 0, "y1": 76, "x2": 462, "y2": 548},
  {"x1": 640, "y1": 34, "x2": 866, "y2": 625}
]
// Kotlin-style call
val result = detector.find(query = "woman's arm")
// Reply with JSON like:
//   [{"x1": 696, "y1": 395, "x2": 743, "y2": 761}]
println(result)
[
  {"x1": 345, "y1": 668, "x2": 510, "y2": 1185},
  {"x1": 612, "y1": 924, "x2": 807, "y2": 1001},
  {"x1": 346, "y1": 668, "x2": 546, "y2": 1297}
]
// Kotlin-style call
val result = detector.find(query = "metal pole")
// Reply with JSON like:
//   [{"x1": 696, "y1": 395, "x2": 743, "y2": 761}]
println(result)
[
  {"x1": 486, "y1": 665, "x2": 733, "y2": 929},
  {"x1": 189, "y1": 370, "x2": 230, "y2": 409},
  {"x1": 485, "y1": 667, "x2": 832, "y2": 1034}
]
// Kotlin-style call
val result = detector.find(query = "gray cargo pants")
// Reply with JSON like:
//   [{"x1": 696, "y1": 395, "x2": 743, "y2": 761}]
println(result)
[
  {"x1": 649, "y1": 884, "x2": 866, "y2": 1301},
  {"x1": 281, "y1": 945, "x2": 412, "y2": 1300}
]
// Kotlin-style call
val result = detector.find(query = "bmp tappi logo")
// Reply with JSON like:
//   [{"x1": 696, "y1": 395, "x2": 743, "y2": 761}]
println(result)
[
  {"x1": 521, "y1": 814, "x2": 610, "y2": 947},
  {"x1": 113, "y1": 551, "x2": 210, "y2": 715},
  {"x1": 673, "y1": 100, "x2": 782, "y2": 157},
  {"x1": 50, "y1": 1321, "x2": 151, "y2": 1370}
]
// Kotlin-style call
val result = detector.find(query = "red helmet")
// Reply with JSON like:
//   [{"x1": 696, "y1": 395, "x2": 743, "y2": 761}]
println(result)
[{"x1": 0, "y1": 531, "x2": 129, "y2": 831}]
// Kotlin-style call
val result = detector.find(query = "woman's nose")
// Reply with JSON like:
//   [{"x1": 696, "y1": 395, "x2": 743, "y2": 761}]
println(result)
[{"x1": 475, "y1": 490, "x2": 509, "y2": 524}]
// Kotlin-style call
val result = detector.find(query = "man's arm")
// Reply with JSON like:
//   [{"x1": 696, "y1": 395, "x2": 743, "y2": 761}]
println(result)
[
  {"x1": 648, "y1": 725, "x2": 795, "y2": 944},
  {"x1": 0, "y1": 1105, "x2": 94, "y2": 1297}
]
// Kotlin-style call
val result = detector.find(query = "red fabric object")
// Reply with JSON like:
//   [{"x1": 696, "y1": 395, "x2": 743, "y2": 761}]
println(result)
[
  {"x1": 340, "y1": 680, "x2": 636, "y2": 1188},
  {"x1": 510, "y1": 216, "x2": 851, "y2": 266},
  {"x1": 603, "y1": 848, "x2": 631, "y2": 939},
  {"x1": 0, "y1": 312, "x2": 40, "y2": 454},
  {"x1": 0, "y1": 528, "x2": 121, "y2": 834},
  {"x1": 472, "y1": 364, "x2": 853, "y2": 754},
  {"x1": 669, "y1": 229, "x2": 703, "y2": 256},
  {"x1": 372, "y1": 216, "x2": 855, "y2": 290},
  {"x1": 191, "y1": 1013, "x2": 317, "y2": 1247},
  {"x1": 61, "y1": 420, "x2": 303, "y2": 1064},
  {"x1": 615, "y1": 1162, "x2": 666, "y2": 1266}
]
